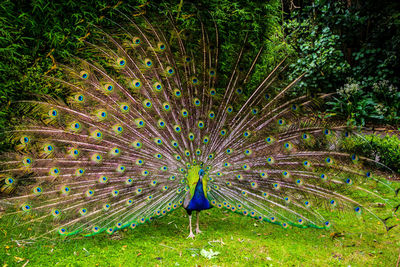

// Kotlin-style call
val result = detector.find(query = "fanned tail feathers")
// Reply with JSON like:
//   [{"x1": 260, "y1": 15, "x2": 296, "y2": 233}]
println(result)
[{"x1": 0, "y1": 7, "x2": 398, "y2": 239}]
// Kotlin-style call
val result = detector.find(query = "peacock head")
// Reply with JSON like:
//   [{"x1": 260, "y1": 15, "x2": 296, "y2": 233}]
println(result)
[
  {"x1": 187, "y1": 165, "x2": 208, "y2": 187},
  {"x1": 198, "y1": 169, "x2": 205, "y2": 182},
  {"x1": 187, "y1": 165, "x2": 209, "y2": 199}
]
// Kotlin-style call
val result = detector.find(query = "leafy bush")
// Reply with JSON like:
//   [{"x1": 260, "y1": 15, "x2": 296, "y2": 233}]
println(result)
[
  {"x1": 341, "y1": 133, "x2": 400, "y2": 173},
  {"x1": 285, "y1": 19, "x2": 350, "y2": 94},
  {"x1": 284, "y1": 0, "x2": 400, "y2": 126},
  {"x1": 327, "y1": 78, "x2": 400, "y2": 126}
]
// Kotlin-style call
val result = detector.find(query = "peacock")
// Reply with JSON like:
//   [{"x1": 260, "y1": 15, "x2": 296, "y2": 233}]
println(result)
[{"x1": 0, "y1": 6, "x2": 398, "y2": 240}]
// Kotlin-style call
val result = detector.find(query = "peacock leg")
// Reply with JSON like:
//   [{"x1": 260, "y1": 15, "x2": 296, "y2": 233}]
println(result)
[
  {"x1": 187, "y1": 214, "x2": 195, "y2": 239},
  {"x1": 196, "y1": 211, "x2": 202, "y2": 234}
]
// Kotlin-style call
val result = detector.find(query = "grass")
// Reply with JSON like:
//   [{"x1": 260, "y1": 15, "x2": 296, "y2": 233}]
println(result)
[{"x1": 1, "y1": 200, "x2": 400, "y2": 266}]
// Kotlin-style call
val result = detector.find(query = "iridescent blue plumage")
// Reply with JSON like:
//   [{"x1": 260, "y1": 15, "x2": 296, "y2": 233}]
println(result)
[
  {"x1": 182, "y1": 168, "x2": 212, "y2": 238},
  {"x1": 186, "y1": 178, "x2": 212, "y2": 214}
]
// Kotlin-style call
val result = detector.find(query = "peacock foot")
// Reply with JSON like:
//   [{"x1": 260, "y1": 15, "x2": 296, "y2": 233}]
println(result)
[
  {"x1": 196, "y1": 228, "x2": 202, "y2": 234},
  {"x1": 187, "y1": 232, "x2": 195, "y2": 239}
]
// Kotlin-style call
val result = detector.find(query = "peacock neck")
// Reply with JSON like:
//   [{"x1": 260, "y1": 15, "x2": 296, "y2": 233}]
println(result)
[{"x1": 194, "y1": 179, "x2": 205, "y2": 198}]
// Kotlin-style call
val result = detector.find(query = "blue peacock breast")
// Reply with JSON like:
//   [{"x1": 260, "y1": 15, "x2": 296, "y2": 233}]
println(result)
[{"x1": 186, "y1": 180, "x2": 212, "y2": 211}]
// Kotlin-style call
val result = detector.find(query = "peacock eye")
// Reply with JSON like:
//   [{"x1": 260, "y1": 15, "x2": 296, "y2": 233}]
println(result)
[
  {"x1": 158, "y1": 42, "x2": 166, "y2": 50},
  {"x1": 133, "y1": 37, "x2": 141, "y2": 44},
  {"x1": 76, "y1": 95, "x2": 84, "y2": 102},
  {"x1": 80, "y1": 71, "x2": 89, "y2": 80},
  {"x1": 117, "y1": 58, "x2": 126, "y2": 66},
  {"x1": 145, "y1": 59, "x2": 152, "y2": 67}
]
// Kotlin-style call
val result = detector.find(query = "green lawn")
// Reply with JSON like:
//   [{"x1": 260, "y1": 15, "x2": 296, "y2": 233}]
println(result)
[{"x1": 1, "y1": 203, "x2": 399, "y2": 266}]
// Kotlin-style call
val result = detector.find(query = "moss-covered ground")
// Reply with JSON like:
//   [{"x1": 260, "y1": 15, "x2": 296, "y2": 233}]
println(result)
[{"x1": 1, "y1": 197, "x2": 399, "y2": 266}]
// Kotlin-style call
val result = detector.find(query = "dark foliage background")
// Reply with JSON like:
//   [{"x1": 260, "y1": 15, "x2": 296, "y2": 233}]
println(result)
[
  {"x1": 284, "y1": 0, "x2": 400, "y2": 126},
  {"x1": 0, "y1": 0, "x2": 399, "y2": 151}
]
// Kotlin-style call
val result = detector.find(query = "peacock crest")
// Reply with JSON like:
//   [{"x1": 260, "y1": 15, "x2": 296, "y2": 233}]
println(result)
[{"x1": 0, "y1": 6, "x2": 398, "y2": 239}]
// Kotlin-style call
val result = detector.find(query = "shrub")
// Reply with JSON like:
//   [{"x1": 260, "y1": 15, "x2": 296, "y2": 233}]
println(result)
[{"x1": 341, "y1": 133, "x2": 400, "y2": 173}]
